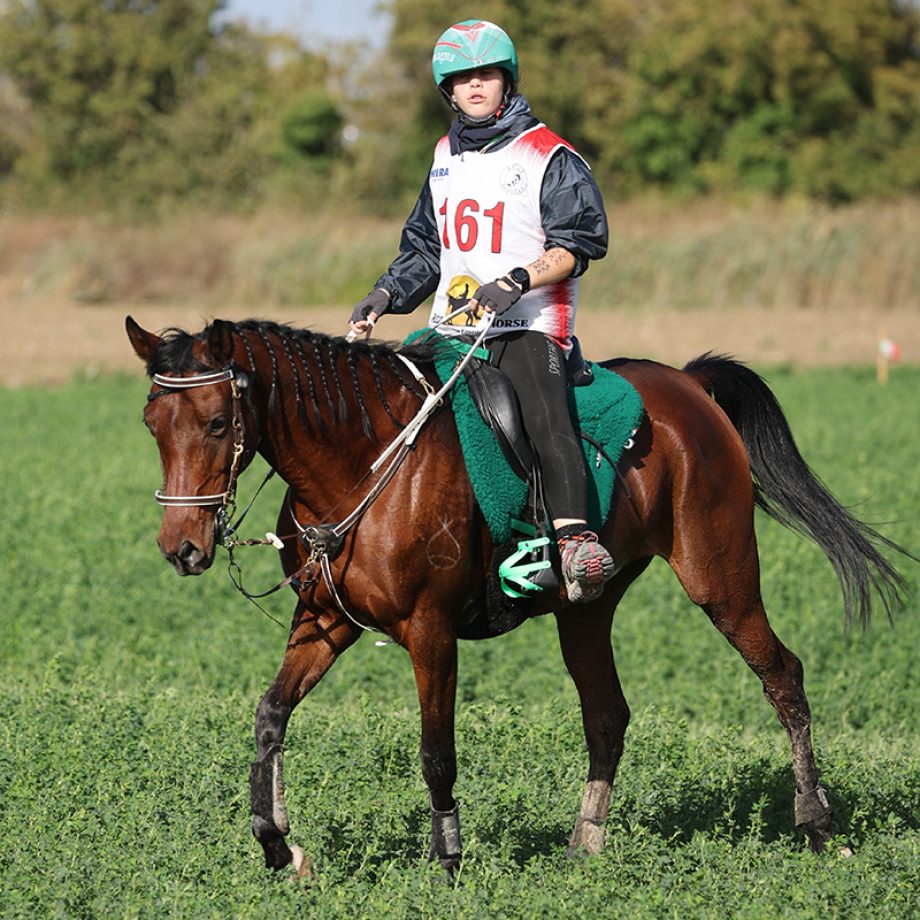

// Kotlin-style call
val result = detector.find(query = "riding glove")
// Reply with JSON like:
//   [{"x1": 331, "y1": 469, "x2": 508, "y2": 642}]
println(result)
[
  {"x1": 350, "y1": 288, "x2": 391, "y2": 324},
  {"x1": 471, "y1": 276, "x2": 523, "y2": 315}
]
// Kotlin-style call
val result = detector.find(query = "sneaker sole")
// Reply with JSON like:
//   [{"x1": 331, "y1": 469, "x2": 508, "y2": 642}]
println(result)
[{"x1": 564, "y1": 545, "x2": 616, "y2": 603}]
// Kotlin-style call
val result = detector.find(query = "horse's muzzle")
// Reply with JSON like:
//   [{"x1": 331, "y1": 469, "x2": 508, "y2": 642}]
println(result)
[{"x1": 159, "y1": 538, "x2": 213, "y2": 576}]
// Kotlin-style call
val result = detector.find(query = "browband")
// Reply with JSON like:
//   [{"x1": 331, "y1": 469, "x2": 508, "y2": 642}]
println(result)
[{"x1": 152, "y1": 368, "x2": 235, "y2": 389}]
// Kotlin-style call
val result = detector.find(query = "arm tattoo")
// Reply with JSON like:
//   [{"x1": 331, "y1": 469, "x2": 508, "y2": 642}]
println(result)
[{"x1": 528, "y1": 247, "x2": 574, "y2": 283}]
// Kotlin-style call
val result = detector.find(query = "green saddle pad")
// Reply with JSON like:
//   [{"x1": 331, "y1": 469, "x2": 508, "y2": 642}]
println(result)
[{"x1": 405, "y1": 331, "x2": 644, "y2": 544}]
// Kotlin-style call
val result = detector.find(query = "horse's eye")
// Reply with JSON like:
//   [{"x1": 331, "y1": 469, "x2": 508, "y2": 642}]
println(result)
[{"x1": 207, "y1": 416, "x2": 228, "y2": 435}]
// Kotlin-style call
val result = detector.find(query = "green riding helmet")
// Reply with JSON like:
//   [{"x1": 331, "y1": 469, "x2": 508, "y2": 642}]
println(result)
[{"x1": 432, "y1": 19, "x2": 519, "y2": 88}]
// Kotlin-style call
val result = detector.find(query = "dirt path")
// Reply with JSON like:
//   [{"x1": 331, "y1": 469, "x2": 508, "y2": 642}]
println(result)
[{"x1": 2, "y1": 298, "x2": 917, "y2": 387}]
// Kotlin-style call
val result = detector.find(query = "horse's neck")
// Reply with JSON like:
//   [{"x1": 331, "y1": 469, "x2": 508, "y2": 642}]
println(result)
[{"x1": 245, "y1": 336, "x2": 417, "y2": 516}]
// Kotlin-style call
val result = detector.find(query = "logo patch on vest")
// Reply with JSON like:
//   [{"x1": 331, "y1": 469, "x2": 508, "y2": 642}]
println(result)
[
  {"x1": 500, "y1": 164, "x2": 527, "y2": 195},
  {"x1": 440, "y1": 274, "x2": 483, "y2": 327}
]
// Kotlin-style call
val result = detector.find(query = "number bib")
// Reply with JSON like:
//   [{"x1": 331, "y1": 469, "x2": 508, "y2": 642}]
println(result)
[{"x1": 427, "y1": 124, "x2": 585, "y2": 343}]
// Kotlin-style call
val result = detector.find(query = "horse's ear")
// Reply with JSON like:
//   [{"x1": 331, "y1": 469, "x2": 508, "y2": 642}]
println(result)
[
  {"x1": 125, "y1": 315, "x2": 161, "y2": 363},
  {"x1": 206, "y1": 319, "x2": 236, "y2": 366}
]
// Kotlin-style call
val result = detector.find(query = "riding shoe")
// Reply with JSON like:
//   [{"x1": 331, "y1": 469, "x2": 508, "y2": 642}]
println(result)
[{"x1": 558, "y1": 531, "x2": 616, "y2": 603}]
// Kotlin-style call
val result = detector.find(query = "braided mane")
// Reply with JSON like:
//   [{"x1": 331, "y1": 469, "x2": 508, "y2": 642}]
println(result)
[{"x1": 146, "y1": 319, "x2": 443, "y2": 442}]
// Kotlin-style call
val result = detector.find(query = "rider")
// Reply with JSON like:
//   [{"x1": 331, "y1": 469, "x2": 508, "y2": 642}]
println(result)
[{"x1": 349, "y1": 19, "x2": 613, "y2": 604}]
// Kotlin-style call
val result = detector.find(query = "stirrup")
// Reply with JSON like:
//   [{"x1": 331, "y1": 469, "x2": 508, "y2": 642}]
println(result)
[
  {"x1": 499, "y1": 537, "x2": 551, "y2": 598},
  {"x1": 499, "y1": 518, "x2": 556, "y2": 598}
]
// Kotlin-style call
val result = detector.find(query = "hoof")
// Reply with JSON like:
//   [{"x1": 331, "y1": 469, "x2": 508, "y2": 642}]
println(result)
[
  {"x1": 290, "y1": 845, "x2": 314, "y2": 881},
  {"x1": 565, "y1": 841, "x2": 603, "y2": 860},
  {"x1": 802, "y1": 814, "x2": 834, "y2": 854},
  {"x1": 795, "y1": 786, "x2": 834, "y2": 853},
  {"x1": 258, "y1": 837, "x2": 296, "y2": 871},
  {"x1": 567, "y1": 816, "x2": 606, "y2": 857},
  {"x1": 435, "y1": 854, "x2": 461, "y2": 877},
  {"x1": 565, "y1": 843, "x2": 590, "y2": 861},
  {"x1": 807, "y1": 833, "x2": 829, "y2": 853},
  {"x1": 429, "y1": 803, "x2": 462, "y2": 877}
]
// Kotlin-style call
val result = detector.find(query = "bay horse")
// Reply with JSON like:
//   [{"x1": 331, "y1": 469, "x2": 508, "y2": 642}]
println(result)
[{"x1": 126, "y1": 315, "x2": 905, "y2": 874}]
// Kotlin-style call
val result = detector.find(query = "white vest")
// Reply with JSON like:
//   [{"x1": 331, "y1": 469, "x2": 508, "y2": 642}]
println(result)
[{"x1": 427, "y1": 124, "x2": 585, "y2": 344}]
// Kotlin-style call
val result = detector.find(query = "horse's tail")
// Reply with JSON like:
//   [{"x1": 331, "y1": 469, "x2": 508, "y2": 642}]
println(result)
[{"x1": 683, "y1": 352, "x2": 910, "y2": 627}]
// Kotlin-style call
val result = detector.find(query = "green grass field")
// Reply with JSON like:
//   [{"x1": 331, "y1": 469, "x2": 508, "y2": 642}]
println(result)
[{"x1": 1, "y1": 363, "x2": 917, "y2": 918}]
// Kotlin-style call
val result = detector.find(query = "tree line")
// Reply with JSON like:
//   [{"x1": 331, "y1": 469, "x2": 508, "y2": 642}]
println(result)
[{"x1": 1, "y1": 0, "x2": 918, "y2": 212}]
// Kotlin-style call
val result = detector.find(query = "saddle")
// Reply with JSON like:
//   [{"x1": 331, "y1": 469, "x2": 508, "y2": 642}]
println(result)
[{"x1": 462, "y1": 336, "x2": 594, "y2": 481}]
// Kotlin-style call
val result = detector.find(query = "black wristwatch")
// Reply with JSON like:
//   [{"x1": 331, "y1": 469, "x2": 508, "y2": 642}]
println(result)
[{"x1": 508, "y1": 266, "x2": 531, "y2": 294}]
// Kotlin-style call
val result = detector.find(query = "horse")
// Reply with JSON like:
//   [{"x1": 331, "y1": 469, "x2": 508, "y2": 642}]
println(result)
[{"x1": 125, "y1": 315, "x2": 906, "y2": 874}]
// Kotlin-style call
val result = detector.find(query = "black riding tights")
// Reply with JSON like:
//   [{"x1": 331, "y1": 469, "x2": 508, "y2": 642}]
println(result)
[{"x1": 486, "y1": 330, "x2": 588, "y2": 522}]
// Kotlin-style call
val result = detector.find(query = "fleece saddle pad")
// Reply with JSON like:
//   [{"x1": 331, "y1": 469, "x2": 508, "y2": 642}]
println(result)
[{"x1": 405, "y1": 332, "x2": 644, "y2": 544}]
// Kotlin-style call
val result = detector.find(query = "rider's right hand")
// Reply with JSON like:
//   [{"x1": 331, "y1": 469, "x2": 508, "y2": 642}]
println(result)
[{"x1": 349, "y1": 289, "x2": 391, "y2": 335}]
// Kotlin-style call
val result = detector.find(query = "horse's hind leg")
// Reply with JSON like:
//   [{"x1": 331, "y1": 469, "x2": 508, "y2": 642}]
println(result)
[
  {"x1": 250, "y1": 604, "x2": 360, "y2": 871},
  {"x1": 709, "y1": 595, "x2": 833, "y2": 850},
  {"x1": 675, "y1": 538, "x2": 834, "y2": 852},
  {"x1": 556, "y1": 564, "x2": 647, "y2": 856}
]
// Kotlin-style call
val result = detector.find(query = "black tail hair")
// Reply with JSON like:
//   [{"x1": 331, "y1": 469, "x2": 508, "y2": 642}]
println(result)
[{"x1": 684, "y1": 353, "x2": 912, "y2": 627}]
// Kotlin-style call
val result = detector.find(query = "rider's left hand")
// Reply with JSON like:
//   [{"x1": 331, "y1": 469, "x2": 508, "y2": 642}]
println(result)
[
  {"x1": 469, "y1": 276, "x2": 523, "y2": 315},
  {"x1": 349, "y1": 288, "x2": 390, "y2": 336}
]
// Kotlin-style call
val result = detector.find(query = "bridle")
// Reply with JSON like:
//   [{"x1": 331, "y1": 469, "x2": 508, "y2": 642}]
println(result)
[{"x1": 147, "y1": 366, "x2": 251, "y2": 541}]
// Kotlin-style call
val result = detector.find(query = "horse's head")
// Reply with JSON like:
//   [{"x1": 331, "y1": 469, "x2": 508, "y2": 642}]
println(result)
[{"x1": 126, "y1": 316, "x2": 255, "y2": 576}]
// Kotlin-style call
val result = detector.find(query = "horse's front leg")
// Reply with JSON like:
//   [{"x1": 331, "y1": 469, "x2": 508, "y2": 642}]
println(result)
[
  {"x1": 557, "y1": 561, "x2": 649, "y2": 857},
  {"x1": 250, "y1": 603, "x2": 360, "y2": 872},
  {"x1": 408, "y1": 620, "x2": 461, "y2": 872}
]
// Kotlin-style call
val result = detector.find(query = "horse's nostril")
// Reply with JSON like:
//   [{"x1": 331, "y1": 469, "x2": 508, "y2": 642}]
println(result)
[
  {"x1": 178, "y1": 540, "x2": 199, "y2": 563},
  {"x1": 157, "y1": 536, "x2": 211, "y2": 576}
]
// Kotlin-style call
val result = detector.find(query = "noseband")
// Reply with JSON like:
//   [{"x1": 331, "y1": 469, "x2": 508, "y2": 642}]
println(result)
[{"x1": 148, "y1": 367, "x2": 250, "y2": 532}]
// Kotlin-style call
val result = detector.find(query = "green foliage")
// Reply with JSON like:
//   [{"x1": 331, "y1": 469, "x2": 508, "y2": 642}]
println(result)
[
  {"x1": 281, "y1": 90, "x2": 344, "y2": 161},
  {"x1": 1, "y1": 0, "x2": 919, "y2": 209},
  {"x1": 115, "y1": 22, "x2": 280, "y2": 208},
  {"x1": 0, "y1": 1, "x2": 341, "y2": 209},
  {"x1": 596, "y1": 0, "x2": 920, "y2": 199},
  {"x1": 0, "y1": 0, "x2": 220, "y2": 176},
  {"x1": 0, "y1": 365, "x2": 917, "y2": 915},
  {"x1": 386, "y1": 0, "x2": 920, "y2": 202}
]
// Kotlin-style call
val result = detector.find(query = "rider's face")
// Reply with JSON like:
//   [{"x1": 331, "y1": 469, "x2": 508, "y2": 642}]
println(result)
[{"x1": 450, "y1": 67, "x2": 506, "y2": 119}]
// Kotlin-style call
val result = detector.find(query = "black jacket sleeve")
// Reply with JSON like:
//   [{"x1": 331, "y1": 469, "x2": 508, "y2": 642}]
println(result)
[
  {"x1": 372, "y1": 178, "x2": 441, "y2": 315},
  {"x1": 539, "y1": 149, "x2": 608, "y2": 278}
]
